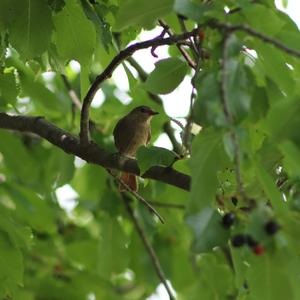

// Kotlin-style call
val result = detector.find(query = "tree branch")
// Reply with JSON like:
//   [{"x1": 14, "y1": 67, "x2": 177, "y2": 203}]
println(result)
[
  {"x1": 209, "y1": 21, "x2": 300, "y2": 59},
  {"x1": 158, "y1": 19, "x2": 196, "y2": 69},
  {"x1": 148, "y1": 201, "x2": 185, "y2": 210},
  {"x1": 163, "y1": 122, "x2": 183, "y2": 155},
  {"x1": 107, "y1": 169, "x2": 165, "y2": 223},
  {"x1": 121, "y1": 194, "x2": 175, "y2": 300},
  {"x1": 0, "y1": 113, "x2": 190, "y2": 191},
  {"x1": 80, "y1": 28, "x2": 199, "y2": 145}
]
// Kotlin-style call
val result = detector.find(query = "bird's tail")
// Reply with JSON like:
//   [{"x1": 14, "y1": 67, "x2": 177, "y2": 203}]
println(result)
[{"x1": 119, "y1": 172, "x2": 138, "y2": 192}]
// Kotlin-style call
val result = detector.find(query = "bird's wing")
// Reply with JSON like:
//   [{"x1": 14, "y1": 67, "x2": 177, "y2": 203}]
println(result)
[{"x1": 113, "y1": 116, "x2": 135, "y2": 153}]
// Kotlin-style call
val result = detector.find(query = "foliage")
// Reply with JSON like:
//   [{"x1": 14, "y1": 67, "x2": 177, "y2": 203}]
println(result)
[{"x1": 0, "y1": 0, "x2": 300, "y2": 299}]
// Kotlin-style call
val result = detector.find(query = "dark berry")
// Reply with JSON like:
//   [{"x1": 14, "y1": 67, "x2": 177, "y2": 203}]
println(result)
[
  {"x1": 265, "y1": 221, "x2": 280, "y2": 235},
  {"x1": 253, "y1": 245, "x2": 265, "y2": 256},
  {"x1": 222, "y1": 213, "x2": 235, "y2": 228},
  {"x1": 178, "y1": 14, "x2": 188, "y2": 20},
  {"x1": 231, "y1": 196, "x2": 238, "y2": 206},
  {"x1": 231, "y1": 234, "x2": 246, "y2": 247},
  {"x1": 245, "y1": 234, "x2": 258, "y2": 248}
]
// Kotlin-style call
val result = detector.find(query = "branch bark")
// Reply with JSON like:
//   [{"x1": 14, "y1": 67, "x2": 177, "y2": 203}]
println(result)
[
  {"x1": 209, "y1": 21, "x2": 300, "y2": 59},
  {"x1": 0, "y1": 113, "x2": 190, "y2": 191},
  {"x1": 80, "y1": 28, "x2": 199, "y2": 145}
]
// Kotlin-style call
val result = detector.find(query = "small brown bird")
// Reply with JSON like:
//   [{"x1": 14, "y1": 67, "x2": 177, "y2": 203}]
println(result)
[{"x1": 113, "y1": 105, "x2": 158, "y2": 191}]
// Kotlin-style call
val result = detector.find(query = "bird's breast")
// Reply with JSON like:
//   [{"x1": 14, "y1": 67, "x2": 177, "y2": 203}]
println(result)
[{"x1": 123, "y1": 124, "x2": 149, "y2": 157}]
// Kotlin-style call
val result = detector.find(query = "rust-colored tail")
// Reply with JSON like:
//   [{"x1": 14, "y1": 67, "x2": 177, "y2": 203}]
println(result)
[{"x1": 119, "y1": 172, "x2": 138, "y2": 192}]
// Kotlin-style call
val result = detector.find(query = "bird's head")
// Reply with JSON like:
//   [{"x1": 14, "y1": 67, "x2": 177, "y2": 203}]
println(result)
[{"x1": 128, "y1": 106, "x2": 159, "y2": 122}]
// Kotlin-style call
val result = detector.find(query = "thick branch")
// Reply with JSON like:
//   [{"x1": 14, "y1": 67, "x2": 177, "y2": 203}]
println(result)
[
  {"x1": 0, "y1": 113, "x2": 190, "y2": 191},
  {"x1": 121, "y1": 194, "x2": 175, "y2": 300},
  {"x1": 80, "y1": 28, "x2": 199, "y2": 145},
  {"x1": 209, "y1": 21, "x2": 300, "y2": 59}
]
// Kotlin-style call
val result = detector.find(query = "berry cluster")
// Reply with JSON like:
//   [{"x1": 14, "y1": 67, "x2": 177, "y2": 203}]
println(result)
[
  {"x1": 231, "y1": 234, "x2": 264, "y2": 255},
  {"x1": 222, "y1": 213, "x2": 280, "y2": 256}
]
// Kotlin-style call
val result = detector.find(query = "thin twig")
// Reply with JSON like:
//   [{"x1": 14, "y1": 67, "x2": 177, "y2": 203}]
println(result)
[
  {"x1": 148, "y1": 201, "x2": 185, "y2": 209},
  {"x1": 176, "y1": 15, "x2": 199, "y2": 56},
  {"x1": 80, "y1": 28, "x2": 199, "y2": 145},
  {"x1": 61, "y1": 74, "x2": 103, "y2": 134},
  {"x1": 220, "y1": 33, "x2": 246, "y2": 200},
  {"x1": 158, "y1": 20, "x2": 196, "y2": 69},
  {"x1": 107, "y1": 169, "x2": 165, "y2": 224},
  {"x1": 169, "y1": 117, "x2": 185, "y2": 130},
  {"x1": 61, "y1": 74, "x2": 82, "y2": 110},
  {"x1": 163, "y1": 122, "x2": 183, "y2": 155},
  {"x1": 121, "y1": 194, "x2": 175, "y2": 300},
  {"x1": 209, "y1": 21, "x2": 300, "y2": 59},
  {"x1": 151, "y1": 27, "x2": 169, "y2": 58},
  {"x1": 182, "y1": 87, "x2": 196, "y2": 155}
]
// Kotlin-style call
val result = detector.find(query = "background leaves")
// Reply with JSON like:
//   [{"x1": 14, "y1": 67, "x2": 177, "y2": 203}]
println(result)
[{"x1": 0, "y1": 0, "x2": 300, "y2": 299}]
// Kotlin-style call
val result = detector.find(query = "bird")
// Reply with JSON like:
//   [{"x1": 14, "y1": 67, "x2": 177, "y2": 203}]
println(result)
[{"x1": 113, "y1": 105, "x2": 159, "y2": 192}]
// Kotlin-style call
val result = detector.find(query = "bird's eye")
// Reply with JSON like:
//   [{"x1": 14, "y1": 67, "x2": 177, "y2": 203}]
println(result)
[{"x1": 140, "y1": 107, "x2": 147, "y2": 113}]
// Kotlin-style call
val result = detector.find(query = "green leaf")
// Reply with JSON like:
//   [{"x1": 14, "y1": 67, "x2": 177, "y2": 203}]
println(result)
[
  {"x1": 173, "y1": 0, "x2": 209, "y2": 22},
  {"x1": 136, "y1": 145, "x2": 176, "y2": 174},
  {"x1": 279, "y1": 141, "x2": 300, "y2": 178},
  {"x1": 96, "y1": 215, "x2": 129, "y2": 276},
  {"x1": 66, "y1": 215, "x2": 128, "y2": 276},
  {"x1": 43, "y1": 147, "x2": 75, "y2": 189},
  {"x1": 197, "y1": 254, "x2": 233, "y2": 297},
  {"x1": 141, "y1": 57, "x2": 188, "y2": 95},
  {"x1": 0, "y1": 232, "x2": 23, "y2": 299},
  {"x1": 0, "y1": 0, "x2": 13, "y2": 31},
  {"x1": 0, "y1": 70, "x2": 18, "y2": 106},
  {"x1": 242, "y1": 4, "x2": 285, "y2": 36},
  {"x1": 266, "y1": 98, "x2": 300, "y2": 146},
  {"x1": 71, "y1": 164, "x2": 107, "y2": 202},
  {"x1": 7, "y1": 55, "x2": 65, "y2": 116},
  {"x1": 281, "y1": 0, "x2": 288, "y2": 8},
  {"x1": 247, "y1": 253, "x2": 294, "y2": 300},
  {"x1": 114, "y1": 0, "x2": 173, "y2": 30},
  {"x1": 188, "y1": 129, "x2": 227, "y2": 212},
  {"x1": 277, "y1": 31, "x2": 300, "y2": 52},
  {"x1": 9, "y1": 0, "x2": 53, "y2": 58},
  {"x1": 255, "y1": 43, "x2": 295, "y2": 96},
  {"x1": 53, "y1": 0, "x2": 96, "y2": 65},
  {"x1": 248, "y1": 86, "x2": 269, "y2": 122},
  {"x1": 0, "y1": 208, "x2": 32, "y2": 249},
  {"x1": 227, "y1": 59, "x2": 251, "y2": 122},
  {"x1": 186, "y1": 207, "x2": 229, "y2": 253},
  {"x1": 66, "y1": 239, "x2": 99, "y2": 270},
  {"x1": 253, "y1": 161, "x2": 286, "y2": 213},
  {"x1": 0, "y1": 130, "x2": 39, "y2": 185},
  {"x1": 4, "y1": 183, "x2": 56, "y2": 233},
  {"x1": 193, "y1": 72, "x2": 225, "y2": 127}
]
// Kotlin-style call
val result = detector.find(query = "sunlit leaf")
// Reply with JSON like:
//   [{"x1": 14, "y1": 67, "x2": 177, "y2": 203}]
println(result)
[
  {"x1": 115, "y1": 0, "x2": 173, "y2": 30},
  {"x1": 53, "y1": 0, "x2": 96, "y2": 66},
  {"x1": 141, "y1": 57, "x2": 188, "y2": 94}
]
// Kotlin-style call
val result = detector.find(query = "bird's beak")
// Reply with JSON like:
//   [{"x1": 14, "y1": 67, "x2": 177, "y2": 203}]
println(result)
[{"x1": 149, "y1": 110, "x2": 159, "y2": 116}]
